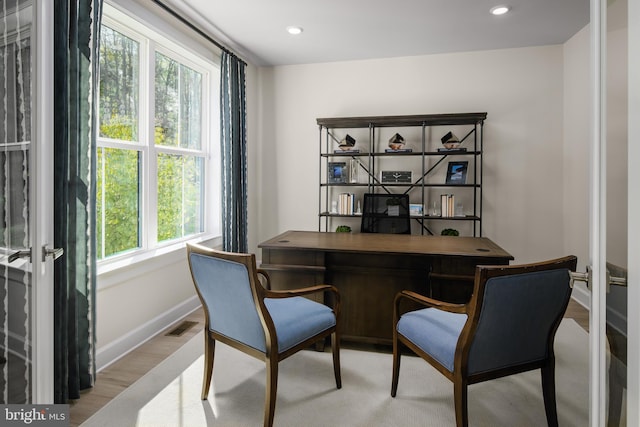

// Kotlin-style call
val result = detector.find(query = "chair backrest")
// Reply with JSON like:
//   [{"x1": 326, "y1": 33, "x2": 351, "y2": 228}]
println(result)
[
  {"x1": 463, "y1": 256, "x2": 577, "y2": 375},
  {"x1": 360, "y1": 193, "x2": 411, "y2": 234},
  {"x1": 187, "y1": 244, "x2": 268, "y2": 352}
]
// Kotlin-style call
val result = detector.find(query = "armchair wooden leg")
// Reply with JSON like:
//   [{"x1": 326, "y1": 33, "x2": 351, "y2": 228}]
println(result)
[
  {"x1": 332, "y1": 332, "x2": 342, "y2": 389},
  {"x1": 541, "y1": 362, "x2": 559, "y2": 427},
  {"x1": 454, "y1": 378, "x2": 469, "y2": 427},
  {"x1": 201, "y1": 332, "x2": 215, "y2": 400},
  {"x1": 391, "y1": 333, "x2": 401, "y2": 397},
  {"x1": 264, "y1": 356, "x2": 278, "y2": 427}
]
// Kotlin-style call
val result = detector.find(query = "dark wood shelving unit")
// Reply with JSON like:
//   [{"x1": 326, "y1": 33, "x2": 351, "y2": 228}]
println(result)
[{"x1": 318, "y1": 112, "x2": 486, "y2": 236}]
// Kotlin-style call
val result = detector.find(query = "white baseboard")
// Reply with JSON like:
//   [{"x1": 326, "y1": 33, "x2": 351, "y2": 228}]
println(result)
[
  {"x1": 571, "y1": 284, "x2": 591, "y2": 310},
  {"x1": 570, "y1": 284, "x2": 629, "y2": 336},
  {"x1": 95, "y1": 295, "x2": 201, "y2": 372}
]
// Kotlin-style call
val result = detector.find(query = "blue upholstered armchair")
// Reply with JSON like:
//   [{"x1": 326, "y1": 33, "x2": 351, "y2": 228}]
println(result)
[
  {"x1": 391, "y1": 255, "x2": 577, "y2": 427},
  {"x1": 186, "y1": 243, "x2": 341, "y2": 427}
]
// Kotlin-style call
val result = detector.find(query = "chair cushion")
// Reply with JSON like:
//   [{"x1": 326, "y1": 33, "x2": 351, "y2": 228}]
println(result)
[
  {"x1": 265, "y1": 297, "x2": 336, "y2": 354},
  {"x1": 397, "y1": 308, "x2": 467, "y2": 372}
]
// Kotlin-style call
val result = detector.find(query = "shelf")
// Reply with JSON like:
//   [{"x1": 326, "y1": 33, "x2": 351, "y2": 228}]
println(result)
[
  {"x1": 320, "y1": 183, "x2": 370, "y2": 187},
  {"x1": 321, "y1": 150, "x2": 482, "y2": 157},
  {"x1": 317, "y1": 112, "x2": 487, "y2": 128},
  {"x1": 318, "y1": 112, "x2": 485, "y2": 236},
  {"x1": 321, "y1": 183, "x2": 479, "y2": 188},
  {"x1": 319, "y1": 212, "x2": 480, "y2": 221},
  {"x1": 320, "y1": 212, "x2": 363, "y2": 218},
  {"x1": 370, "y1": 151, "x2": 481, "y2": 157},
  {"x1": 321, "y1": 152, "x2": 370, "y2": 157},
  {"x1": 419, "y1": 184, "x2": 480, "y2": 188},
  {"x1": 418, "y1": 215, "x2": 480, "y2": 221}
]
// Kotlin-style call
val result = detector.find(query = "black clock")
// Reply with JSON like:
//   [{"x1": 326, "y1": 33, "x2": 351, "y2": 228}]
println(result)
[{"x1": 381, "y1": 171, "x2": 412, "y2": 183}]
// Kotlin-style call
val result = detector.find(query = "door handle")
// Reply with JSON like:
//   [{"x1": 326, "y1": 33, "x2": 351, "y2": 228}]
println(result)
[
  {"x1": 8, "y1": 249, "x2": 32, "y2": 263},
  {"x1": 605, "y1": 262, "x2": 627, "y2": 288},
  {"x1": 42, "y1": 245, "x2": 64, "y2": 262},
  {"x1": 569, "y1": 266, "x2": 592, "y2": 289},
  {"x1": 569, "y1": 264, "x2": 627, "y2": 292}
]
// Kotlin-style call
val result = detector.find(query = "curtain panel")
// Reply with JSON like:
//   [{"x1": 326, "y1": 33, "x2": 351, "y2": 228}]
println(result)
[
  {"x1": 220, "y1": 52, "x2": 248, "y2": 253},
  {"x1": 53, "y1": 0, "x2": 102, "y2": 402}
]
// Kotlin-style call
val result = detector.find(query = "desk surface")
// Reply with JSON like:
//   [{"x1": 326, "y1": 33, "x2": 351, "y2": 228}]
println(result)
[{"x1": 259, "y1": 230, "x2": 514, "y2": 260}]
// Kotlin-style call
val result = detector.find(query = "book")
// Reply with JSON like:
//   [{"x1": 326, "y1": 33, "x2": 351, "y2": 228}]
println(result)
[
  {"x1": 437, "y1": 147, "x2": 467, "y2": 152},
  {"x1": 440, "y1": 194, "x2": 455, "y2": 217},
  {"x1": 334, "y1": 149, "x2": 361, "y2": 154},
  {"x1": 384, "y1": 148, "x2": 413, "y2": 153},
  {"x1": 447, "y1": 194, "x2": 455, "y2": 217},
  {"x1": 440, "y1": 194, "x2": 448, "y2": 217},
  {"x1": 338, "y1": 193, "x2": 356, "y2": 215}
]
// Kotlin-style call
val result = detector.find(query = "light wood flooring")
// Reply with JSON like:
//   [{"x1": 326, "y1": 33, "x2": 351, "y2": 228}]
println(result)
[{"x1": 69, "y1": 299, "x2": 590, "y2": 426}]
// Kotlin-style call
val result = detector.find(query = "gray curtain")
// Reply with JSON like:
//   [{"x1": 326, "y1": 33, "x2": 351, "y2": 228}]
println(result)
[
  {"x1": 53, "y1": 0, "x2": 102, "y2": 402},
  {"x1": 220, "y1": 52, "x2": 248, "y2": 252}
]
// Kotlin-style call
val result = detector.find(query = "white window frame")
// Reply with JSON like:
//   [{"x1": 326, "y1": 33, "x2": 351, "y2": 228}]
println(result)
[{"x1": 97, "y1": 3, "x2": 221, "y2": 277}]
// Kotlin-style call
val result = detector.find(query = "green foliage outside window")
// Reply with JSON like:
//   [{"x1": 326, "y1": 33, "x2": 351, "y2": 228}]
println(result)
[
  {"x1": 97, "y1": 25, "x2": 205, "y2": 260},
  {"x1": 97, "y1": 145, "x2": 139, "y2": 259},
  {"x1": 157, "y1": 153, "x2": 203, "y2": 242}
]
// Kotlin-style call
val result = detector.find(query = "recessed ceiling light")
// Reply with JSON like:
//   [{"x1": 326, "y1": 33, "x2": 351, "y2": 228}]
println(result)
[
  {"x1": 286, "y1": 26, "x2": 303, "y2": 35},
  {"x1": 490, "y1": 5, "x2": 510, "y2": 15}
]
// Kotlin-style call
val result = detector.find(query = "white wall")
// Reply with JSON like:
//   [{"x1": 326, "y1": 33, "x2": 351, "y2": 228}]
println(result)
[
  {"x1": 562, "y1": 24, "x2": 592, "y2": 304},
  {"x1": 249, "y1": 46, "x2": 575, "y2": 265},
  {"x1": 95, "y1": 250, "x2": 199, "y2": 369}
]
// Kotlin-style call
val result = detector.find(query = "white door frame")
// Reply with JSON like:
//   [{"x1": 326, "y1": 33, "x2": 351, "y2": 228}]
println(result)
[
  {"x1": 589, "y1": 1, "x2": 607, "y2": 424},
  {"x1": 626, "y1": 0, "x2": 640, "y2": 424},
  {"x1": 31, "y1": 0, "x2": 55, "y2": 403}
]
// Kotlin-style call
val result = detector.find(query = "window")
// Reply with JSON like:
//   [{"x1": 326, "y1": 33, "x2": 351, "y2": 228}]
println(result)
[{"x1": 97, "y1": 8, "x2": 219, "y2": 263}]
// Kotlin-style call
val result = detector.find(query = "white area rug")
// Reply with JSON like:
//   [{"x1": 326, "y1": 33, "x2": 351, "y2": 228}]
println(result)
[{"x1": 81, "y1": 320, "x2": 588, "y2": 427}]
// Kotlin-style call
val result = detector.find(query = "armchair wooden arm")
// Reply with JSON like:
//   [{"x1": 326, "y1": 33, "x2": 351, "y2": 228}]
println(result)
[
  {"x1": 395, "y1": 289, "x2": 466, "y2": 315},
  {"x1": 263, "y1": 284, "x2": 337, "y2": 298},
  {"x1": 263, "y1": 285, "x2": 341, "y2": 314},
  {"x1": 256, "y1": 269, "x2": 271, "y2": 290},
  {"x1": 394, "y1": 290, "x2": 467, "y2": 327}
]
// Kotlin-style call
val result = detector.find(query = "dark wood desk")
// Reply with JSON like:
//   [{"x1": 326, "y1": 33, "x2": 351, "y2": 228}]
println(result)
[{"x1": 259, "y1": 230, "x2": 513, "y2": 345}]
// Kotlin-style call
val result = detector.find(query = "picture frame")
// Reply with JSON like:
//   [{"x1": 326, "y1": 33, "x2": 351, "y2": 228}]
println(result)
[
  {"x1": 409, "y1": 203, "x2": 424, "y2": 216},
  {"x1": 445, "y1": 161, "x2": 468, "y2": 185},
  {"x1": 328, "y1": 162, "x2": 348, "y2": 183}
]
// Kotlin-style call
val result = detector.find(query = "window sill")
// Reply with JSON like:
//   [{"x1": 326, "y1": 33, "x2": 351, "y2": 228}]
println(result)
[{"x1": 97, "y1": 233, "x2": 222, "y2": 290}]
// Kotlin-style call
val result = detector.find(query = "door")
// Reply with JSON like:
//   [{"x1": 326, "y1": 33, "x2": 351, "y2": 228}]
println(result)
[
  {"x1": 603, "y1": 1, "x2": 629, "y2": 425},
  {"x1": 590, "y1": 0, "x2": 633, "y2": 425},
  {"x1": 0, "y1": 0, "x2": 54, "y2": 403}
]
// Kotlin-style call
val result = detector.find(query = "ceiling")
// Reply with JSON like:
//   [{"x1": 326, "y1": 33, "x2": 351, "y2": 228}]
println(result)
[{"x1": 162, "y1": 0, "x2": 590, "y2": 67}]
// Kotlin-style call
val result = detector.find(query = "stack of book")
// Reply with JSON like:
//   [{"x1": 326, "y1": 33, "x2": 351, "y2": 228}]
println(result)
[
  {"x1": 338, "y1": 193, "x2": 357, "y2": 215},
  {"x1": 440, "y1": 194, "x2": 456, "y2": 217}
]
